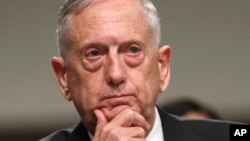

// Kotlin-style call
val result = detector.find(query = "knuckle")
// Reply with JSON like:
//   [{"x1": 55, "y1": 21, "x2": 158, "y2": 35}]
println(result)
[
  {"x1": 109, "y1": 129, "x2": 119, "y2": 140},
  {"x1": 134, "y1": 127, "x2": 145, "y2": 138},
  {"x1": 101, "y1": 125, "x2": 109, "y2": 133},
  {"x1": 138, "y1": 127, "x2": 146, "y2": 136},
  {"x1": 123, "y1": 109, "x2": 134, "y2": 116},
  {"x1": 109, "y1": 128, "x2": 118, "y2": 135},
  {"x1": 101, "y1": 126, "x2": 119, "y2": 140}
]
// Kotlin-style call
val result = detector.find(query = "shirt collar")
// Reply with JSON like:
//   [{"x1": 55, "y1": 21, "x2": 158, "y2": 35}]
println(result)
[{"x1": 145, "y1": 107, "x2": 164, "y2": 141}]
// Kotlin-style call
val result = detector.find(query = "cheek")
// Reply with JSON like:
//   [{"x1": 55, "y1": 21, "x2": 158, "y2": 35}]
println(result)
[
  {"x1": 68, "y1": 68, "x2": 103, "y2": 111},
  {"x1": 82, "y1": 57, "x2": 104, "y2": 71},
  {"x1": 130, "y1": 63, "x2": 160, "y2": 99},
  {"x1": 123, "y1": 53, "x2": 144, "y2": 67},
  {"x1": 137, "y1": 59, "x2": 160, "y2": 98},
  {"x1": 70, "y1": 74, "x2": 104, "y2": 123}
]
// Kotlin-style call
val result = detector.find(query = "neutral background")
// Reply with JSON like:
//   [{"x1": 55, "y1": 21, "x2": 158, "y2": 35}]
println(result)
[{"x1": 1, "y1": 0, "x2": 249, "y2": 139}]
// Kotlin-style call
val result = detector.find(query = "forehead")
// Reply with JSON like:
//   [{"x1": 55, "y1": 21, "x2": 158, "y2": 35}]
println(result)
[
  {"x1": 66, "y1": 0, "x2": 150, "y2": 40},
  {"x1": 80, "y1": 0, "x2": 144, "y2": 18}
]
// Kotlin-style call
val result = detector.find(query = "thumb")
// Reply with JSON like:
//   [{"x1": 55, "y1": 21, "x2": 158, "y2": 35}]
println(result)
[{"x1": 94, "y1": 109, "x2": 108, "y2": 135}]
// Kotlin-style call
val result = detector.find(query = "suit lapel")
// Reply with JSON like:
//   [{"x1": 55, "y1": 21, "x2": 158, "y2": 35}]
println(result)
[{"x1": 157, "y1": 107, "x2": 205, "y2": 141}]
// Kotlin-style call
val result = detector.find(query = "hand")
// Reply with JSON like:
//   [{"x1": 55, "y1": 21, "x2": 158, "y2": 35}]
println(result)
[{"x1": 93, "y1": 109, "x2": 150, "y2": 141}]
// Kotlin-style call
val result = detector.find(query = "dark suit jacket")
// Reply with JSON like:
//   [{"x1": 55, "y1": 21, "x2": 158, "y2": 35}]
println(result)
[{"x1": 39, "y1": 108, "x2": 233, "y2": 141}]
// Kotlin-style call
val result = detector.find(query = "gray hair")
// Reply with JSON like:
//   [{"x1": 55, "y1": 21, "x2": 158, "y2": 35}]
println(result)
[{"x1": 57, "y1": 0, "x2": 161, "y2": 59}]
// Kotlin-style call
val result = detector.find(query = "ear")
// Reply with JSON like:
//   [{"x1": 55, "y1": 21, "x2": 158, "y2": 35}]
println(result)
[
  {"x1": 158, "y1": 45, "x2": 171, "y2": 93},
  {"x1": 51, "y1": 57, "x2": 72, "y2": 101}
]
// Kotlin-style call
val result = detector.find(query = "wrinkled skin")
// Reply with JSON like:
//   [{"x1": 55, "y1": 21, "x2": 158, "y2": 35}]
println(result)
[{"x1": 52, "y1": 0, "x2": 171, "y2": 140}]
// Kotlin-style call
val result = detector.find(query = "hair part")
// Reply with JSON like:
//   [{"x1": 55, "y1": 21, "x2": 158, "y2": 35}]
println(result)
[{"x1": 56, "y1": 0, "x2": 161, "y2": 60}]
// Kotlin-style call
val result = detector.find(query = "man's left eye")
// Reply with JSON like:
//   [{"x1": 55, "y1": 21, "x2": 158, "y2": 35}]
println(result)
[{"x1": 128, "y1": 46, "x2": 140, "y2": 53}]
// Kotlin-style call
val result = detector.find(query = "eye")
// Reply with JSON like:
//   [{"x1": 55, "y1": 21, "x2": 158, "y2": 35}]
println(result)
[
  {"x1": 86, "y1": 48, "x2": 101, "y2": 57},
  {"x1": 129, "y1": 46, "x2": 140, "y2": 53},
  {"x1": 126, "y1": 45, "x2": 141, "y2": 55}
]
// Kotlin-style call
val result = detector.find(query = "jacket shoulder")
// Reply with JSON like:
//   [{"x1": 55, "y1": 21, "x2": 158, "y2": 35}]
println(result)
[
  {"x1": 181, "y1": 118, "x2": 232, "y2": 140},
  {"x1": 39, "y1": 125, "x2": 75, "y2": 141},
  {"x1": 158, "y1": 107, "x2": 238, "y2": 141},
  {"x1": 39, "y1": 122, "x2": 90, "y2": 141}
]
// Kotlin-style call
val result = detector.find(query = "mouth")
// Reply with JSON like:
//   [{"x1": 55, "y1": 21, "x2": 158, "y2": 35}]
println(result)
[{"x1": 102, "y1": 94, "x2": 134, "y2": 107}]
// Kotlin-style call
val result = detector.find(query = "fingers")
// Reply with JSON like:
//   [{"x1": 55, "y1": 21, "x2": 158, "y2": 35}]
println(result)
[
  {"x1": 94, "y1": 109, "x2": 108, "y2": 136},
  {"x1": 93, "y1": 109, "x2": 150, "y2": 141},
  {"x1": 110, "y1": 109, "x2": 150, "y2": 130},
  {"x1": 105, "y1": 127, "x2": 147, "y2": 141},
  {"x1": 117, "y1": 127, "x2": 146, "y2": 138}
]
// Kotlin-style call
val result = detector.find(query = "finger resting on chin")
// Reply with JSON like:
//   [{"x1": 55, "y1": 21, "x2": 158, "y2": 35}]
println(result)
[{"x1": 110, "y1": 109, "x2": 150, "y2": 130}]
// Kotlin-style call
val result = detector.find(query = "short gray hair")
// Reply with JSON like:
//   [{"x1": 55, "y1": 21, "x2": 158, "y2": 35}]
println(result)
[{"x1": 57, "y1": 0, "x2": 161, "y2": 59}]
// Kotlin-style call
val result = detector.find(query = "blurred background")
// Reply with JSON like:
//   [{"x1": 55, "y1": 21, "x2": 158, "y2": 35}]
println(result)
[{"x1": 1, "y1": 0, "x2": 249, "y2": 140}]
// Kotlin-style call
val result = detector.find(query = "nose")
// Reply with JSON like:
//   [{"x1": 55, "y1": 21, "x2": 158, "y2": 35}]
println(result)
[{"x1": 105, "y1": 52, "x2": 126, "y2": 87}]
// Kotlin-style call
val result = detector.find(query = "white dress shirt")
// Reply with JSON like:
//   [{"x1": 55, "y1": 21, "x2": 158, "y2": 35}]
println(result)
[{"x1": 145, "y1": 107, "x2": 164, "y2": 141}]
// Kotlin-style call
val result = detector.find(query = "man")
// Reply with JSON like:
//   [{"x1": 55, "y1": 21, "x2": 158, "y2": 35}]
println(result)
[{"x1": 41, "y1": 0, "x2": 233, "y2": 140}]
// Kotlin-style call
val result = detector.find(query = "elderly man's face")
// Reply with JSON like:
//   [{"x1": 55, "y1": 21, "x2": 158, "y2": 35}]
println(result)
[{"x1": 52, "y1": 0, "x2": 171, "y2": 133}]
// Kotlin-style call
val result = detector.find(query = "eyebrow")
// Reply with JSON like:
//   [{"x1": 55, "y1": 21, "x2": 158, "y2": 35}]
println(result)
[{"x1": 80, "y1": 38, "x2": 146, "y2": 48}]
